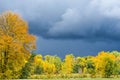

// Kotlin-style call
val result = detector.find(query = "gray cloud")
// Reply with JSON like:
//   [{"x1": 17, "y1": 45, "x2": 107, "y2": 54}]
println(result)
[
  {"x1": 47, "y1": 0, "x2": 120, "y2": 41},
  {"x1": 0, "y1": 0, "x2": 120, "y2": 41}
]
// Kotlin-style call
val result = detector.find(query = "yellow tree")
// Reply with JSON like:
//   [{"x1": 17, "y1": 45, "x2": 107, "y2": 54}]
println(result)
[
  {"x1": 76, "y1": 57, "x2": 87, "y2": 73},
  {"x1": 34, "y1": 55, "x2": 44, "y2": 74},
  {"x1": 43, "y1": 55, "x2": 56, "y2": 74},
  {"x1": 93, "y1": 51, "x2": 116, "y2": 77},
  {"x1": 34, "y1": 55, "x2": 43, "y2": 66},
  {"x1": 0, "y1": 11, "x2": 36, "y2": 78},
  {"x1": 110, "y1": 51, "x2": 120, "y2": 77},
  {"x1": 61, "y1": 54, "x2": 75, "y2": 74},
  {"x1": 44, "y1": 55, "x2": 62, "y2": 74},
  {"x1": 43, "y1": 61, "x2": 56, "y2": 74}
]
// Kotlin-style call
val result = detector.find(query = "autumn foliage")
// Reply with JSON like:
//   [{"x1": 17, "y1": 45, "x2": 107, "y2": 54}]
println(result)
[
  {"x1": 30, "y1": 51, "x2": 120, "y2": 79},
  {"x1": 0, "y1": 11, "x2": 36, "y2": 79},
  {"x1": 0, "y1": 11, "x2": 120, "y2": 79}
]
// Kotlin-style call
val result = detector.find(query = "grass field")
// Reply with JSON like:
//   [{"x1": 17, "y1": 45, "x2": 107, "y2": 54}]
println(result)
[
  {"x1": 30, "y1": 74, "x2": 120, "y2": 80},
  {"x1": 42, "y1": 78, "x2": 120, "y2": 80}
]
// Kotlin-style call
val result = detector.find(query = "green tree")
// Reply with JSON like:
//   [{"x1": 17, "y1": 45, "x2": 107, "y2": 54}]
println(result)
[
  {"x1": 34, "y1": 65, "x2": 43, "y2": 74},
  {"x1": 86, "y1": 59, "x2": 95, "y2": 76},
  {"x1": 73, "y1": 64, "x2": 81, "y2": 73},
  {"x1": 19, "y1": 54, "x2": 36, "y2": 79},
  {"x1": 104, "y1": 58, "x2": 114, "y2": 78},
  {"x1": 34, "y1": 54, "x2": 44, "y2": 74},
  {"x1": 53, "y1": 56, "x2": 62, "y2": 74}
]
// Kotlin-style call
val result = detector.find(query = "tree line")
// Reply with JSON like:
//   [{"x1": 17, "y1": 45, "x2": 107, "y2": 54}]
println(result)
[{"x1": 21, "y1": 51, "x2": 120, "y2": 79}]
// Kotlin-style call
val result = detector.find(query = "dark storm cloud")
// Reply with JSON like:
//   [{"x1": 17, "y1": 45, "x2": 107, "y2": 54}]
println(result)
[{"x1": 0, "y1": 0, "x2": 120, "y2": 41}]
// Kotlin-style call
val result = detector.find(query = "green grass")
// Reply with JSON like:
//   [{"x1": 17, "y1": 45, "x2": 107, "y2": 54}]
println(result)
[
  {"x1": 30, "y1": 74, "x2": 120, "y2": 80},
  {"x1": 42, "y1": 78, "x2": 120, "y2": 80}
]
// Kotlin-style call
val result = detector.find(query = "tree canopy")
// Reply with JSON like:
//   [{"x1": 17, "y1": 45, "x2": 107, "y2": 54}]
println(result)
[{"x1": 0, "y1": 11, "x2": 36, "y2": 79}]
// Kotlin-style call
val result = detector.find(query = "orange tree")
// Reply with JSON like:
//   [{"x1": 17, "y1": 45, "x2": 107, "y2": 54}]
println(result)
[{"x1": 0, "y1": 11, "x2": 36, "y2": 79}]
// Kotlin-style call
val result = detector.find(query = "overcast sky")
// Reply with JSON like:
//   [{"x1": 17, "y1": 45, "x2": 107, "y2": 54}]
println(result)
[{"x1": 0, "y1": 0, "x2": 120, "y2": 57}]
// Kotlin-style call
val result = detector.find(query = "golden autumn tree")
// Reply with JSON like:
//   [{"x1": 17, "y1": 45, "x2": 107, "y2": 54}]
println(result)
[
  {"x1": 43, "y1": 55, "x2": 56, "y2": 74},
  {"x1": 93, "y1": 51, "x2": 116, "y2": 77},
  {"x1": 0, "y1": 11, "x2": 36, "y2": 79},
  {"x1": 61, "y1": 54, "x2": 75, "y2": 74},
  {"x1": 43, "y1": 61, "x2": 56, "y2": 74}
]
